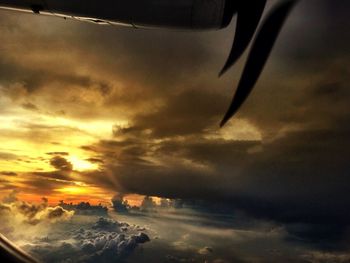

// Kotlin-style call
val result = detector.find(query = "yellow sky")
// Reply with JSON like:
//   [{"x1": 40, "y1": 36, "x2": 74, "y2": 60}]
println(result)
[{"x1": 0, "y1": 99, "x2": 115, "y2": 204}]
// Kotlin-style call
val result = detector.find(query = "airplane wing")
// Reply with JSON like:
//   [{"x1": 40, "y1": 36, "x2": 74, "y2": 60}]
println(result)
[
  {"x1": 220, "y1": 0, "x2": 297, "y2": 127},
  {"x1": 0, "y1": 234, "x2": 39, "y2": 263},
  {"x1": 0, "y1": 0, "x2": 235, "y2": 30}
]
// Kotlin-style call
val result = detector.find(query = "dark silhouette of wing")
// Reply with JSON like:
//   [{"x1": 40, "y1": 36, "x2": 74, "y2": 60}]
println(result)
[
  {"x1": 219, "y1": 0, "x2": 267, "y2": 77},
  {"x1": 0, "y1": 234, "x2": 38, "y2": 263},
  {"x1": 220, "y1": 0, "x2": 297, "y2": 127}
]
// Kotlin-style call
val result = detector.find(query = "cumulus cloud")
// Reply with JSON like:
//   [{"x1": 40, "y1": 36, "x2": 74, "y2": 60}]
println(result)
[
  {"x1": 0, "y1": 193, "x2": 74, "y2": 229},
  {"x1": 111, "y1": 194, "x2": 129, "y2": 213},
  {"x1": 59, "y1": 201, "x2": 108, "y2": 216},
  {"x1": 45, "y1": 206, "x2": 74, "y2": 222},
  {"x1": 91, "y1": 217, "x2": 129, "y2": 232},
  {"x1": 0, "y1": 195, "x2": 150, "y2": 262},
  {"x1": 26, "y1": 217, "x2": 150, "y2": 263}
]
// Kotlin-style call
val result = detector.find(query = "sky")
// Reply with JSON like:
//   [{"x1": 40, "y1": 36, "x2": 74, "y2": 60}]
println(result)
[{"x1": 0, "y1": 0, "x2": 350, "y2": 262}]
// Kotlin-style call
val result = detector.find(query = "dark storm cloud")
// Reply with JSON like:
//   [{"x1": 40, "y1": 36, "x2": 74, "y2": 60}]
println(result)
[
  {"x1": 133, "y1": 89, "x2": 227, "y2": 137},
  {"x1": 91, "y1": 125, "x2": 350, "y2": 202},
  {"x1": 31, "y1": 171, "x2": 73, "y2": 182},
  {"x1": 83, "y1": 118, "x2": 350, "y2": 248},
  {"x1": 79, "y1": 20, "x2": 350, "y2": 238},
  {"x1": 111, "y1": 194, "x2": 129, "y2": 213}
]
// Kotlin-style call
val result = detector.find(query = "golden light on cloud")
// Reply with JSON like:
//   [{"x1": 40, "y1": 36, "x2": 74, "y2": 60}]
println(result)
[
  {"x1": 68, "y1": 156, "x2": 98, "y2": 171},
  {"x1": 205, "y1": 118, "x2": 262, "y2": 141},
  {"x1": 123, "y1": 194, "x2": 163, "y2": 207}
]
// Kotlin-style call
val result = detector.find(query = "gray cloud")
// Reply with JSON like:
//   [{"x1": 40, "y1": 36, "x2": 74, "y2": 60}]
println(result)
[
  {"x1": 27, "y1": 217, "x2": 150, "y2": 263},
  {"x1": 50, "y1": 156, "x2": 73, "y2": 172},
  {"x1": 0, "y1": 171, "x2": 17, "y2": 176}
]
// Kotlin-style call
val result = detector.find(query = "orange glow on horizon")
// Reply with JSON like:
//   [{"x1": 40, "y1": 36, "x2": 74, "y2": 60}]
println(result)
[{"x1": 14, "y1": 192, "x2": 112, "y2": 207}]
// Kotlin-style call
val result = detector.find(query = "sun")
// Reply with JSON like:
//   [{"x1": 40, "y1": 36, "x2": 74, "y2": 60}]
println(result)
[
  {"x1": 57, "y1": 186, "x2": 88, "y2": 195},
  {"x1": 68, "y1": 156, "x2": 98, "y2": 171}
]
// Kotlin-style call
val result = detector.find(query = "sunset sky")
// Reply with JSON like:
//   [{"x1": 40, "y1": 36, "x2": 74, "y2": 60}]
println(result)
[{"x1": 0, "y1": 0, "x2": 350, "y2": 262}]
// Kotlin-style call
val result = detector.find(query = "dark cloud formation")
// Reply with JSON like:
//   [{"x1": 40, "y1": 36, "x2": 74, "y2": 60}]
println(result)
[
  {"x1": 91, "y1": 217, "x2": 128, "y2": 232},
  {"x1": 50, "y1": 156, "x2": 73, "y2": 171},
  {"x1": 0, "y1": 171, "x2": 17, "y2": 176},
  {"x1": 85, "y1": 157, "x2": 104, "y2": 164},
  {"x1": 59, "y1": 201, "x2": 108, "y2": 216},
  {"x1": 21, "y1": 102, "x2": 39, "y2": 111},
  {"x1": 18, "y1": 170, "x2": 78, "y2": 196},
  {"x1": 111, "y1": 194, "x2": 129, "y2": 213},
  {"x1": 90, "y1": 123, "x2": 350, "y2": 248}
]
